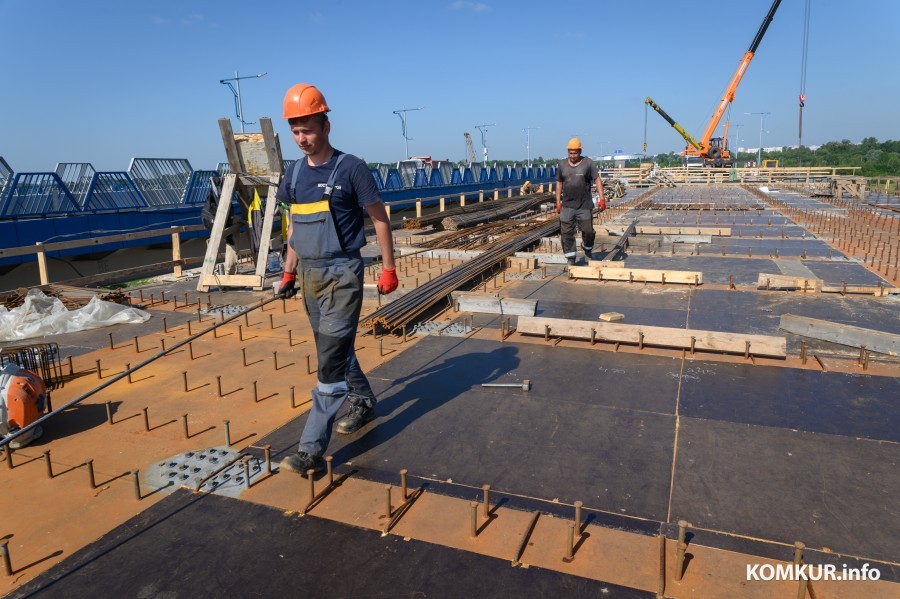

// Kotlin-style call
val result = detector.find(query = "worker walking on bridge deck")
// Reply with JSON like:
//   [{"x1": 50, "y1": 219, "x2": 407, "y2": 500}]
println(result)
[
  {"x1": 276, "y1": 84, "x2": 398, "y2": 476},
  {"x1": 556, "y1": 138, "x2": 605, "y2": 265}
]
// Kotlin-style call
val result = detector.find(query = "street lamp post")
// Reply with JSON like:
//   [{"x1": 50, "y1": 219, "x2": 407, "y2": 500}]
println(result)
[
  {"x1": 522, "y1": 127, "x2": 539, "y2": 168},
  {"x1": 219, "y1": 70, "x2": 267, "y2": 133},
  {"x1": 474, "y1": 124, "x2": 495, "y2": 163},
  {"x1": 393, "y1": 107, "x2": 424, "y2": 159},
  {"x1": 732, "y1": 124, "x2": 744, "y2": 158},
  {"x1": 746, "y1": 112, "x2": 770, "y2": 167}
]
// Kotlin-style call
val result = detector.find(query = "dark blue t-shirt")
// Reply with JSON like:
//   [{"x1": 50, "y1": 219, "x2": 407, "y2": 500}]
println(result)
[{"x1": 276, "y1": 150, "x2": 381, "y2": 252}]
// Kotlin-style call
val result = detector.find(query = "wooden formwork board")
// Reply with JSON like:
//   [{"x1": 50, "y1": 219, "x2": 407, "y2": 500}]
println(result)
[
  {"x1": 517, "y1": 316, "x2": 787, "y2": 357},
  {"x1": 779, "y1": 314, "x2": 899, "y2": 356},
  {"x1": 570, "y1": 265, "x2": 703, "y2": 285},
  {"x1": 756, "y1": 273, "x2": 823, "y2": 291},
  {"x1": 636, "y1": 226, "x2": 731, "y2": 236}
]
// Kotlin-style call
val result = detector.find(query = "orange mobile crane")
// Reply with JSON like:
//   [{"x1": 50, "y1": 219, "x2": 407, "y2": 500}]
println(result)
[{"x1": 645, "y1": 0, "x2": 781, "y2": 167}]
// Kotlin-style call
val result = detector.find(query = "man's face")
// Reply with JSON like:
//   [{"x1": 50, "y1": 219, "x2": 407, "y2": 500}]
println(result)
[
  {"x1": 568, "y1": 149, "x2": 582, "y2": 162},
  {"x1": 289, "y1": 116, "x2": 330, "y2": 156}
]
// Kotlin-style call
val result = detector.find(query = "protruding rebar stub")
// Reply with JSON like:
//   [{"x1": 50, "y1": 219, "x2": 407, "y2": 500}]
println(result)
[
  {"x1": 677, "y1": 520, "x2": 691, "y2": 545},
  {"x1": 574, "y1": 500, "x2": 583, "y2": 535},
  {"x1": 482, "y1": 484, "x2": 491, "y2": 519},
  {"x1": 384, "y1": 485, "x2": 393, "y2": 519},
  {"x1": 675, "y1": 540, "x2": 687, "y2": 581},
  {"x1": 133, "y1": 470, "x2": 142, "y2": 501},
  {"x1": 565, "y1": 521, "x2": 576, "y2": 560},
  {"x1": 307, "y1": 470, "x2": 316, "y2": 502},
  {"x1": 470, "y1": 501, "x2": 479, "y2": 538},
  {"x1": 326, "y1": 455, "x2": 334, "y2": 485},
  {"x1": 1, "y1": 540, "x2": 12, "y2": 576},
  {"x1": 792, "y1": 541, "x2": 805, "y2": 566},
  {"x1": 400, "y1": 469, "x2": 408, "y2": 500}
]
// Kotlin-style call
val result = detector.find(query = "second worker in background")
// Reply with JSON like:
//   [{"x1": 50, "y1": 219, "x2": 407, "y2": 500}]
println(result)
[{"x1": 556, "y1": 137, "x2": 605, "y2": 265}]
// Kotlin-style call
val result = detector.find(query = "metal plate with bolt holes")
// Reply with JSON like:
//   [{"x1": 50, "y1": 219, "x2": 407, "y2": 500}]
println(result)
[
  {"x1": 438, "y1": 322, "x2": 474, "y2": 337},
  {"x1": 410, "y1": 321, "x2": 451, "y2": 337},
  {"x1": 202, "y1": 304, "x2": 250, "y2": 318},
  {"x1": 145, "y1": 447, "x2": 265, "y2": 497}
]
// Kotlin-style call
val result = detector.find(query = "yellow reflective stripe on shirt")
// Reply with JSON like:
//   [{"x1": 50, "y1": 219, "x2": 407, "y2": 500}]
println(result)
[{"x1": 290, "y1": 200, "x2": 330, "y2": 215}]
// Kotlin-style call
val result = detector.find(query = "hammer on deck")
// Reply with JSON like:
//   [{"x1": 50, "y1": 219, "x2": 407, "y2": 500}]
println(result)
[{"x1": 481, "y1": 379, "x2": 531, "y2": 391}]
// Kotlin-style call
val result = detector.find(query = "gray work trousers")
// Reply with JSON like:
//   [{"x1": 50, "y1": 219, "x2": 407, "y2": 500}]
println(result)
[
  {"x1": 297, "y1": 254, "x2": 376, "y2": 456},
  {"x1": 559, "y1": 206, "x2": 595, "y2": 258}
]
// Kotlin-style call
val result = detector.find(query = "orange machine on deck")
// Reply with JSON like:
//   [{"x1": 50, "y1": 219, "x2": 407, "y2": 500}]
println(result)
[{"x1": 1, "y1": 364, "x2": 48, "y2": 449}]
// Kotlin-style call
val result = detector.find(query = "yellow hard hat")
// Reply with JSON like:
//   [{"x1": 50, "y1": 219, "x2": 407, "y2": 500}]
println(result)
[{"x1": 567, "y1": 137, "x2": 582, "y2": 150}]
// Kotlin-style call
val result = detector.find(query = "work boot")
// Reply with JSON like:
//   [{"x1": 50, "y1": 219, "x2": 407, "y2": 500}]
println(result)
[
  {"x1": 279, "y1": 451, "x2": 323, "y2": 476},
  {"x1": 581, "y1": 244, "x2": 593, "y2": 260},
  {"x1": 566, "y1": 257, "x2": 576, "y2": 266},
  {"x1": 336, "y1": 401, "x2": 375, "y2": 435}
]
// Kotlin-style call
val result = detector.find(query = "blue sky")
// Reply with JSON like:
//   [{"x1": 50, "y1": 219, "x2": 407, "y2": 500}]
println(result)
[{"x1": 2, "y1": 0, "x2": 898, "y2": 172}]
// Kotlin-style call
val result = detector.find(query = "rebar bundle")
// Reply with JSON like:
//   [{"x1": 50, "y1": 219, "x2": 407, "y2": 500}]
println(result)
[
  {"x1": 403, "y1": 193, "x2": 552, "y2": 230},
  {"x1": 440, "y1": 196, "x2": 548, "y2": 231},
  {"x1": 362, "y1": 216, "x2": 560, "y2": 331}
]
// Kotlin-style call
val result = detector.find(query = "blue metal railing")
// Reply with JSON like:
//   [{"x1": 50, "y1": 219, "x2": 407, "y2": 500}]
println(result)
[{"x1": 0, "y1": 156, "x2": 557, "y2": 220}]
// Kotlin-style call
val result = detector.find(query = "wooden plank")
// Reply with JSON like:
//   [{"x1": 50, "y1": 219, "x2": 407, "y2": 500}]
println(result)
[
  {"x1": 569, "y1": 265, "x2": 702, "y2": 285},
  {"x1": 821, "y1": 285, "x2": 900, "y2": 296},
  {"x1": 516, "y1": 316, "x2": 786, "y2": 357},
  {"x1": 36, "y1": 243, "x2": 49, "y2": 285},
  {"x1": 57, "y1": 260, "x2": 191, "y2": 287},
  {"x1": 779, "y1": 314, "x2": 899, "y2": 356},
  {"x1": 258, "y1": 118, "x2": 284, "y2": 175},
  {"x1": 171, "y1": 228, "x2": 182, "y2": 277},
  {"x1": 218, "y1": 118, "x2": 244, "y2": 173},
  {"x1": 757, "y1": 273, "x2": 823, "y2": 291},
  {"x1": 197, "y1": 174, "x2": 238, "y2": 292},
  {"x1": 250, "y1": 176, "x2": 280, "y2": 290},
  {"x1": 634, "y1": 226, "x2": 731, "y2": 236},
  {"x1": 0, "y1": 225, "x2": 207, "y2": 258},
  {"x1": 199, "y1": 273, "x2": 264, "y2": 289}
]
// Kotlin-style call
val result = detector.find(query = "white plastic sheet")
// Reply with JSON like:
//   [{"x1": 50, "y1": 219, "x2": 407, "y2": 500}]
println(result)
[{"x1": 0, "y1": 289, "x2": 151, "y2": 342}]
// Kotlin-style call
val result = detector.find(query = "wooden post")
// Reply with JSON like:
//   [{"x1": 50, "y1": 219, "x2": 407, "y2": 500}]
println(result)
[
  {"x1": 493, "y1": 190, "x2": 499, "y2": 200},
  {"x1": 439, "y1": 197, "x2": 445, "y2": 212},
  {"x1": 416, "y1": 200, "x2": 422, "y2": 217},
  {"x1": 385, "y1": 203, "x2": 391, "y2": 220},
  {"x1": 479, "y1": 191, "x2": 484, "y2": 202},
  {"x1": 171, "y1": 226, "x2": 183, "y2": 277},
  {"x1": 36, "y1": 242, "x2": 49, "y2": 285},
  {"x1": 460, "y1": 194, "x2": 466, "y2": 207},
  {"x1": 507, "y1": 188, "x2": 512, "y2": 198}
]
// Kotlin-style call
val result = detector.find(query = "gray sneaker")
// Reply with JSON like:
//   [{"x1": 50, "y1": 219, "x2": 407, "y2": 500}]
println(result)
[
  {"x1": 279, "y1": 451, "x2": 323, "y2": 475},
  {"x1": 336, "y1": 402, "x2": 375, "y2": 435}
]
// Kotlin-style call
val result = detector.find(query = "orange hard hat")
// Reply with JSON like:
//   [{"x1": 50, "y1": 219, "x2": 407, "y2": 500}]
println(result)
[
  {"x1": 283, "y1": 84, "x2": 330, "y2": 119},
  {"x1": 567, "y1": 137, "x2": 582, "y2": 150}
]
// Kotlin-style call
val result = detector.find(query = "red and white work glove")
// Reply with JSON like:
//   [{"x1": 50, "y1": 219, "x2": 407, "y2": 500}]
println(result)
[
  {"x1": 277, "y1": 272, "x2": 297, "y2": 298},
  {"x1": 556, "y1": 202, "x2": 562, "y2": 212},
  {"x1": 377, "y1": 267, "x2": 398, "y2": 295},
  {"x1": 598, "y1": 197, "x2": 606, "y2": 211}
]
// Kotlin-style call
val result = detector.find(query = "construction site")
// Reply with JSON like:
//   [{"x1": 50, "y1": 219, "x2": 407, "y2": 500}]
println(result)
[
  {"x1": 0, "y1": 161, "x2": 898, "y2": 597},
  {"x1": 1, "y1": 0, "x2": 898, "y2": 596}
]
